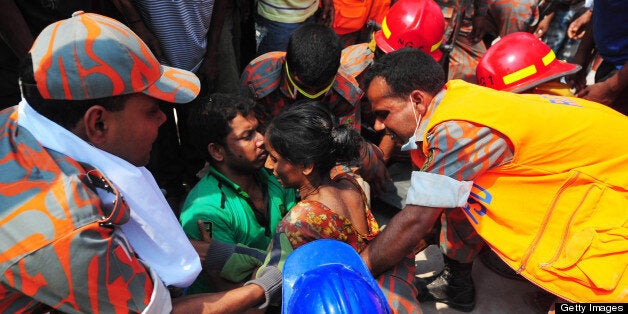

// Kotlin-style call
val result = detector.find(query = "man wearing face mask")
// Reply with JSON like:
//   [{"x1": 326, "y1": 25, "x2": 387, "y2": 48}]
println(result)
[
  {"x1": 240, "y1": 23, "x2": 391, "y2": 196},
  {"x1": 361, "y1": 48, "x2": 628, "y2": 310}
]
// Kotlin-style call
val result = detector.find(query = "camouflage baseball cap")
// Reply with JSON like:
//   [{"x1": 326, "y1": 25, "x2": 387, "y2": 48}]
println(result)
[{"x1": 29, "y1": 11, "x2": 200, "y2": 103}]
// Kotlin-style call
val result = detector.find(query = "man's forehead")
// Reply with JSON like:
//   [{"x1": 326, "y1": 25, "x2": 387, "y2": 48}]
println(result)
[
  {"x1": 368, "y1": 77, "x2": 401, "y2": 99},
  {"x1": 228, "y1": 112, "x2": 258, "y2": 133}
]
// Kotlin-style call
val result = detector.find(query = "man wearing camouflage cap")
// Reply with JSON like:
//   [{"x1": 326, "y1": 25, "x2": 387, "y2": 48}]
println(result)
[{"x1": 0, "y1": 11, "x2": 280, "y2": 313}]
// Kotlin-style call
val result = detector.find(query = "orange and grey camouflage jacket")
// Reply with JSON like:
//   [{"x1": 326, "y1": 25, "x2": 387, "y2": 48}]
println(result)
[
  {"x1": 240, "y1": 51, "x2": 364, "y2": 130},
  {"x1": 0, "y1": 107, "x2": 153, "y2": 313}
]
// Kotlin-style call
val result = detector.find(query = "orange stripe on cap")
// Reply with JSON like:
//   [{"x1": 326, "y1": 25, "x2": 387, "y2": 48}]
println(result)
[
  {"x1": 35, "y1": 23, "x2": 63, "y2": 99},
  {"x1": 503, "y1": 64, "x2": 537, "y2": 85},
  {"x1": 80, "y1": 16, "x2": 126, "y2": 97},
  {"x1": 58, "y1": 55, "x2": 73, "y2": 99}
]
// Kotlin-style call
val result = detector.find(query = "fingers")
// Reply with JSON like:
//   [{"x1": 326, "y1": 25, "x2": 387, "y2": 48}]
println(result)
[
  {"x1": 197, "y1": 219, "x2": 212, "y2": 242},
  {"x1": 575, "y1": 86, "x2": 590, "y2": 99},
  {"x1": 567, "y1": 24, "x2": 584, "y2": 40}
]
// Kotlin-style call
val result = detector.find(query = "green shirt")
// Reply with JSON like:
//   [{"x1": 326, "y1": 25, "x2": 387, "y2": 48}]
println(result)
[{"x1": 180, "y1": 166, "x2": 296, "y2": 293}]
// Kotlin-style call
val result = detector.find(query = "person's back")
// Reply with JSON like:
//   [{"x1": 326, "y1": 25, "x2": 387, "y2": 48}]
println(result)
[{"x1": 314, "y1": 175, "x2": 370, "y2": 235}]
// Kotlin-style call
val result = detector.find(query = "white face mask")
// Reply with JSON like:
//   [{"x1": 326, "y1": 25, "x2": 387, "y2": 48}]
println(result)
[{"x1": 400, "y1": 96, "x2": 422, "y2": 152}]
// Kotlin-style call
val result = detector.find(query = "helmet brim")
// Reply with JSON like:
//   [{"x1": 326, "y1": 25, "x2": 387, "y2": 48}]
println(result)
[
  {"x1": 374, "y1": 30, "x2": 444, "y2": 62},
  {"x1": 507, "y1": 60, "x2": 581, "y2": 93},
  {"x1": 374, "y1": 30, "x2": 395, "y2": 54}
]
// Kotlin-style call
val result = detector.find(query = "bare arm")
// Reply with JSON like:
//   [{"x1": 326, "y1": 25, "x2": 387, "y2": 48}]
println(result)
[
  {"x1": 361, "y1": 204, "x2": 443, "y2": 276},
  {"x1": 567, "y1": 9, "x2": 592, "y2": 40},
  {"x1": 172, "y1": 284, "x2": 265, "y2": 314},
  {"x1": 567, "y1": 19, "x2": 596, "y2": 92},
  {"x1": 576, "y1": 61, "x2": 628, "y2": 106}
]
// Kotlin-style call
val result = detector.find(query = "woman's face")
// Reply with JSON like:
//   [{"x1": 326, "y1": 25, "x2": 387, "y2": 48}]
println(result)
[{"x1": 264, "y1": 136, "x2": 305, "y2": 189}]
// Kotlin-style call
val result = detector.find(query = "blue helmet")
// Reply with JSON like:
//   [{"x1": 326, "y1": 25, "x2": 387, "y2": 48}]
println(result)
[{"x1": 282, "y1": 239, "x2": 391, "y2": 314}]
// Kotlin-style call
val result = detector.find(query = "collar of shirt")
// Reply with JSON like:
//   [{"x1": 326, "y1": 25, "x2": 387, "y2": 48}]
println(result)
[{"x1": 418, "y1": 88, "x2": 447, "y2": 139}]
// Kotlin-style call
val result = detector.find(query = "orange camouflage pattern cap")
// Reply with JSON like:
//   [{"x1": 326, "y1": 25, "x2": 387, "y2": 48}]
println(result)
[{"x1": 29, "y1": 11, "x2": 200, "y2": 103}]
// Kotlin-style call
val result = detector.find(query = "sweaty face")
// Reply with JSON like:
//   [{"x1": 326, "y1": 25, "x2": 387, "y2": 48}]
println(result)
[
  {"x1": 223, "y1": 112, "x2": 267, "y2": 173},
  {"x1": 367, "y1": 76, "x2": 417, "y2": 145},
  {"x1": 264, "y1": 137, "x2": 305, "y2": 189},
  {"x1": 104, "y1": 93, "x2": 166, "y2": 166}
]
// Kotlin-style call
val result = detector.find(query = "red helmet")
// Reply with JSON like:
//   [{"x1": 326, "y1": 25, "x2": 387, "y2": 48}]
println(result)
[
  {"x1": 476, "y1": 32, "x2": 581, "y2": 92},
  {"x1": 374, "y1": 0, "x2": 445, "y2": 61}
]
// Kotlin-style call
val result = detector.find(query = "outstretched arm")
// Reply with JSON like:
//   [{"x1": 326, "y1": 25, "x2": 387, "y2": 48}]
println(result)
[
  {"x1": 172, "y1": 284, "x2": 266, "y2": 314},
  {"x1": 361, "y1": 204, "x2": 443, "y2": 275}
]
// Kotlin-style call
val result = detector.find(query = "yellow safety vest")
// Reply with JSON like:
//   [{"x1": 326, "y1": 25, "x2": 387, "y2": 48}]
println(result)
[{"x1": 424, "y1": 80, "x2": 628, "y2": 302}]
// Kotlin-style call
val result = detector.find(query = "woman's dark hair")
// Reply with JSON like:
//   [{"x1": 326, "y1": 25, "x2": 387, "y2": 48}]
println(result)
[
  {"x1": 186, "y1": 93, "x2": 257, "y2": 163},
  {"x1": 19, "y1": 53, "x2": 128, "y2": 130},
  {"x1": 265, "y1": 101, "x2": 361, "y2": 176}
]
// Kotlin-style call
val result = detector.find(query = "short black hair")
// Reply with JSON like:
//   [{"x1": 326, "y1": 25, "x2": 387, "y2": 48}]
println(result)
[
  {"x1": 364, "y1": 47, "x2": 446, "y2": 98},
  {"x1": 265, "y1": 101, "x2": 361, "y2": 176},
  {"x1": 19, "y1": 53, "x2": 128, "y2": 130},
  {"x1": 286, "y1": 24, "x2": 342, "y2": 88},
  {"x1": 186, "y1": 93, "x2": 257, "y2": 163}
]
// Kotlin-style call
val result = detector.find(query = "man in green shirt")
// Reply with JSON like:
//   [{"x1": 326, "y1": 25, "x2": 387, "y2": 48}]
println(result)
[{"x1": 180, "y1": 93, "x2": 296, "y2": 294}]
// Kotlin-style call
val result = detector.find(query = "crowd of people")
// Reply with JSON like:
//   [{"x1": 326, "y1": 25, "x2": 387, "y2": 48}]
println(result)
[{"x1": 0, "y1": 0, "x2": 626, "y2": 313}]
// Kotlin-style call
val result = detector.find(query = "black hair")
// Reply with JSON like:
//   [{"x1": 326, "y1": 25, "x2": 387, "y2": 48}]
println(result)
[
  {"x1": 186, "y1": 93, "x2": 257, "y2": 163},
  {"x1": 286, "y1": 24, "x2": 342, "y2": 88},
  {"x1": 19, "y1": 53, "x2": 128, "y2": 130},
  {"x1": 265, "y1": 101, "x2": 361, "y2": 176},
  {"x1": 364, "y1": 47, "x2": 446, "y2": 98}
]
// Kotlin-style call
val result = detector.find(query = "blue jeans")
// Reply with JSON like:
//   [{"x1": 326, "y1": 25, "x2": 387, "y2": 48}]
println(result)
[{"x1": 255, "y1": 14, "x2": 315, "y2": 56}]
